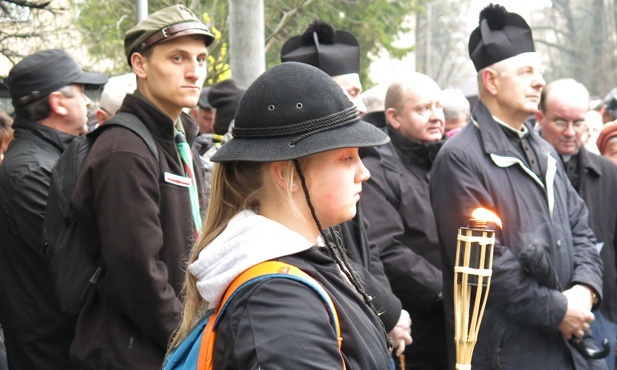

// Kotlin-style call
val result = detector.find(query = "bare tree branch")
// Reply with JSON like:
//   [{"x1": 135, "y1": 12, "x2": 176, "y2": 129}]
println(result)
[
  {"x1": 264, "y1": 0, "x2": 316, "y2": 52},
  {"x1": 3, "y1": 0, "x2": 51, "y2": 10}
]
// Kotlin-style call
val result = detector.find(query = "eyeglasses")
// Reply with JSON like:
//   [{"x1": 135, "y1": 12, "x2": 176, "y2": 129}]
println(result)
[{"x1": 552, "y1": 119, "x2": 586, "y2": 129}]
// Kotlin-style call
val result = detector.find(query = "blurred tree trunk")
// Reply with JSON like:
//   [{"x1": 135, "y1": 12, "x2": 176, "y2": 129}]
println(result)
[{"x1": 535, "y1": 0, "x2": 617, "y2": 96}]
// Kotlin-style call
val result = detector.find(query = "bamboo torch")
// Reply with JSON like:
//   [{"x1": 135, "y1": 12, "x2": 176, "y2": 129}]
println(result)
[{"x1": 454, "y1": 208, "x2": 502, "y2": 370}]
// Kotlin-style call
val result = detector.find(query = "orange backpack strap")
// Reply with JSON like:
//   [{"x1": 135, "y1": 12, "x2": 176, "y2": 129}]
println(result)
[{"x1": 197, "y1": 261, "x2": 345, "y2": 370}]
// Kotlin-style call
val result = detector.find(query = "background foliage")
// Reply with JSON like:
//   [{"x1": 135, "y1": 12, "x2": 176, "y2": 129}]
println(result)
[{"x1": 1, "y1": 0, "x2": 617, "y2": 97}]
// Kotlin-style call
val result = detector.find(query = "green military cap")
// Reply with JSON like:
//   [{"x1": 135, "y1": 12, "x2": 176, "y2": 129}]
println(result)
[{"x1": 124, "y1": 4, "x2": 214, "y2": 67}]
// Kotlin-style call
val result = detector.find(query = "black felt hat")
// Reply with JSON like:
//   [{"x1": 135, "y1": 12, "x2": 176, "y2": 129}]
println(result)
[
  {"x1": 5, "y1": 49, "x2": 108, "y2": 108},
  {"x1": 280, "y1": 20, "x2": 360, "y2": 77},
  {"x1": 468, "y1": 4, "x2": 536, "y2": 72},
  {"x1": 197, "y1": 87, "x2": 211, "y2": 109},
  {"x1": 207, "y1": 79, "x2": 245, "y2": 135},
  {"x1": 210, "y1": 62, "x2": 389, "y2": 162}
]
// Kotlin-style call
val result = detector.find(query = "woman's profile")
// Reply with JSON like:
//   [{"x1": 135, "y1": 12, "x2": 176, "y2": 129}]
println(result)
[{"x1": 169, "y1": 61, "x2": 393, "y2": 369}]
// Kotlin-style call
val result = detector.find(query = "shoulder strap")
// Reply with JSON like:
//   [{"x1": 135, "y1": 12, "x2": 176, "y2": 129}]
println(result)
[
  {"x1": 197, "y1": 261, "x2": 345, "y2": 370},
  {"x1": 102, "y1": 112, "x2": 159, "y2": 161}
]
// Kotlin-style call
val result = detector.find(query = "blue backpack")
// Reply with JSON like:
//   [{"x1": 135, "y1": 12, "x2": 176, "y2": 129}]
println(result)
[{"x1": 164, "y1": 261, "x2": 344, "y2": 370}]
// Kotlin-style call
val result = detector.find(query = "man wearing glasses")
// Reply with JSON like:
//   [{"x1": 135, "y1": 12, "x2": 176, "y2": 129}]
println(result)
[{"x1": 537, "y1": 78, "x2": 617, "y2": 370}]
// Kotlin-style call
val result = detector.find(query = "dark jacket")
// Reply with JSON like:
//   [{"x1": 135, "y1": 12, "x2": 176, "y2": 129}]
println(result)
[
  {"x1": 573, "y1": 148, "x2": 617, "y2": 323},
  {"x1": 70, "y1": 94, "x2": 207, "y2": 369},
  {"x1": 214, "y1": 248, "x2": 393, "y2": 369},
  {"x1": 336, "y1": 205, "x2": 403, "y2": 331},
  {"x1": 0, "y1": 118, "x2": 77, "y2": 369},
  {"x1": 430, "y1": 101, "x2": 603, "y2": 370},
  {"x1": 361, "y1": 126, "x2": 447, "y2": 367}
]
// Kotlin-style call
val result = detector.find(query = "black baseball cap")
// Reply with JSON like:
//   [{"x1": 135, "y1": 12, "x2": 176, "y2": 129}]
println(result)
[{"x1": 5, "y1": 49, "x2": 108, "y2": 108}]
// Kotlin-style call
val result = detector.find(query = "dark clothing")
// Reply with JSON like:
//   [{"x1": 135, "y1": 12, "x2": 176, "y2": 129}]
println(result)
[
  {"x1": 214, "y1": 247, "x2": 392, "y2": 369},
  {"x1": 430, "y1": 101, "x2": 603, "y2": 370},
  {"x1": 336, "y1": 205, "x2": 403, "y2": 331},
  {"x1": 567, "y1": 148, "x2": 617, "y2": 323},
  {"x1": 361, "y1": 126, "x2": 448, "y2": 368},
  {"x1": 0, "y1": 118, "x2": 77, "y2": 369},
  {"x1": 70, "y1": 94, "x2": 207, "y2": 369}
]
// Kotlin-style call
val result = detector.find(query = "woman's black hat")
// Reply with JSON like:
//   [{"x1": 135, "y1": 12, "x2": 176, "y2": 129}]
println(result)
[{"x1": 210, "y1": 62, "x2": 389, "y2": 162}]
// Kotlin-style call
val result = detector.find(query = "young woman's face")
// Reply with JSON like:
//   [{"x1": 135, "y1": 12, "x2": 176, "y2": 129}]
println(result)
[{"x1": 302, "y1": 147, "x2": 370, "y2": 229}]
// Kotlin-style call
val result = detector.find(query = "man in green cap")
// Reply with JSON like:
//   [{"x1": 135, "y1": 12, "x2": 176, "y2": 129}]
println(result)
[{"x1": 70, "y1": 5, "x2": 213, "y2": 369}]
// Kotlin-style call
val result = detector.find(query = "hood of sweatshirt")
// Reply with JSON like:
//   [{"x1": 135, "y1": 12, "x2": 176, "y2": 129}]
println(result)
[{"x1": 188, "y1": 209, "x2": 313, "y2": 309}]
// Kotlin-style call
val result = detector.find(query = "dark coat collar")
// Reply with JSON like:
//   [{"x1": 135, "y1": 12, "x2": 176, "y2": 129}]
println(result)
[
  {"x1": 385, "y1": 125, "x2": 443, "y2": 168},
  {"x1": 118, "y1": 93, "x2": 200, "y2": 145},
  {"x1": 472, "y1": 100, "x2": 554, "y2": 167},
  {"x1": 12, "y1": 116, "x2": 76, "y2": 152},
  {"x1": 577, "y1": 147, "x2": 603, "y2": 178}
]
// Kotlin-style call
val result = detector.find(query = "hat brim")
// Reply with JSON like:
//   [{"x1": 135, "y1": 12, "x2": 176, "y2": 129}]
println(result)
[
  {"x1": 210, "y1": 119, "x2": 389, "y2": 162},
  {"x1": 73, "y1": 72, "x2": 109, "y2": 86}
]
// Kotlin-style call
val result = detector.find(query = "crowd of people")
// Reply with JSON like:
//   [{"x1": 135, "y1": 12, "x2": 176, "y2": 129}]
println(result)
[{"x1": 1, "y1": 2, "x2": 617, "y2": 370}]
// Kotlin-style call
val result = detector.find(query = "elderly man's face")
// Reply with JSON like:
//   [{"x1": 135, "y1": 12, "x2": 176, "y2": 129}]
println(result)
[
  {"x1": 332, "y1": 73, "x2": 367, "y2": 116},
  {"x1": 537, "y1": 93, "x2": 588, "y2": 156},
  {"x1": 386, "y1": 79, "x2": 445, "y2": 142},
  {"x1": 492, "y1": 52, "x2": 546, "y2": 117},
  {"x1": 194, "y1": 106, "x2": 215, "y2": 134}
]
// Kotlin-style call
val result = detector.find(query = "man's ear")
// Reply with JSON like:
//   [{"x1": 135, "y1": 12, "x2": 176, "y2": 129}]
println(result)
[
  {"x1": 131, "y1": 53, "x2": 147, "y2": 78},
  {"x1": 385, "y1": 108, "x2": 401, "y2": 130},
  {"x1": 96, "y1": 109, "x2": 109, "y2": 125},
  {"x1": 48, "y1": 91, "x2": 68, "y2": 116},
  {"x1": 482, "y1": 68, "x2": 499, "y2": 96},
  {"x1": 534, "y1": 110, "x2": 545, "y2": 126}
]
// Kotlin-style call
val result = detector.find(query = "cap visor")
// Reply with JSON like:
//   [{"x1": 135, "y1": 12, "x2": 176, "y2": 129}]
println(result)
[{"x1": 73, "y1": 72, "x2": 109, "y2": 86}]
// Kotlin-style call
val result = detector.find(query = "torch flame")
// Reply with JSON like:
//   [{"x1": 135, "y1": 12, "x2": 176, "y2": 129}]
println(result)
[{"x1": 471, "y1": 208, "x2": 502, "y2": 229}]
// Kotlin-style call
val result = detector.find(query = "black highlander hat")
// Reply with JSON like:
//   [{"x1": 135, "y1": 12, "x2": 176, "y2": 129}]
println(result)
[
  {"x1": 468, "y1": 4, "x2": 536, "y2": 72},
  {"x1": 210, "y1": 62, "x2": 389, "y2": 162},
  {"x1": 280, "y1": 20, "x2": 360, "y2": 77},
  {"x1": 5, "y1": 49, "x2": 108, "y2": 108}
]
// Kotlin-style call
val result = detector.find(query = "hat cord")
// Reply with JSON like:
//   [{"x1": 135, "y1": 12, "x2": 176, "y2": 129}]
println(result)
[
  {"x1": 233, "y1": 106, "x2": 359, "y2": 145},
  {"x1": 292, "y1": 159, "x2": 393, "y2": 352}
]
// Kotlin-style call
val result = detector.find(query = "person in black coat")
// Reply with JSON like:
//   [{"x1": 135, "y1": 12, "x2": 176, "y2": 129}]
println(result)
[
  {"x1": 168, "y1": 62, "x2": 394, "y2": 369},
  {"x1": 430, "y1": 5, "x2": 603, "y2": 369},
  {"x1": 537, "y1": 78, "x2": 617, "y2": 370},
  {"x1": 281, "y1": 19, "x2": 411, "y2": 355},
  {"x1": 361, "y1": 73, "x2": 448, "y2": 370},
  {"x1": 0, "y1": 49, "x2": 107, "y2": 369}
]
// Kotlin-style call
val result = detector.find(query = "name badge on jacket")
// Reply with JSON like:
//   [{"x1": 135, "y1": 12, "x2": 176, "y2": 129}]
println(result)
[{"x1": 164, "y1": 172, "x2": 192, "y2": 188}]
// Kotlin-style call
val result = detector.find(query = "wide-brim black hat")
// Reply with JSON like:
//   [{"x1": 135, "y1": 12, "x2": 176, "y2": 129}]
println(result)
[
  {"x1": 280, "y1": 20, "x2": 360, "y2": 77},
  {"x1": 210, "y1": 62, "x2": 389, "y2": 162},
  {"x1": 5, "y1": 49, "x2": 108, "y2": 108},
  {"x1": 468, "y1": 4, "x2": 536, "y2": 71}
]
